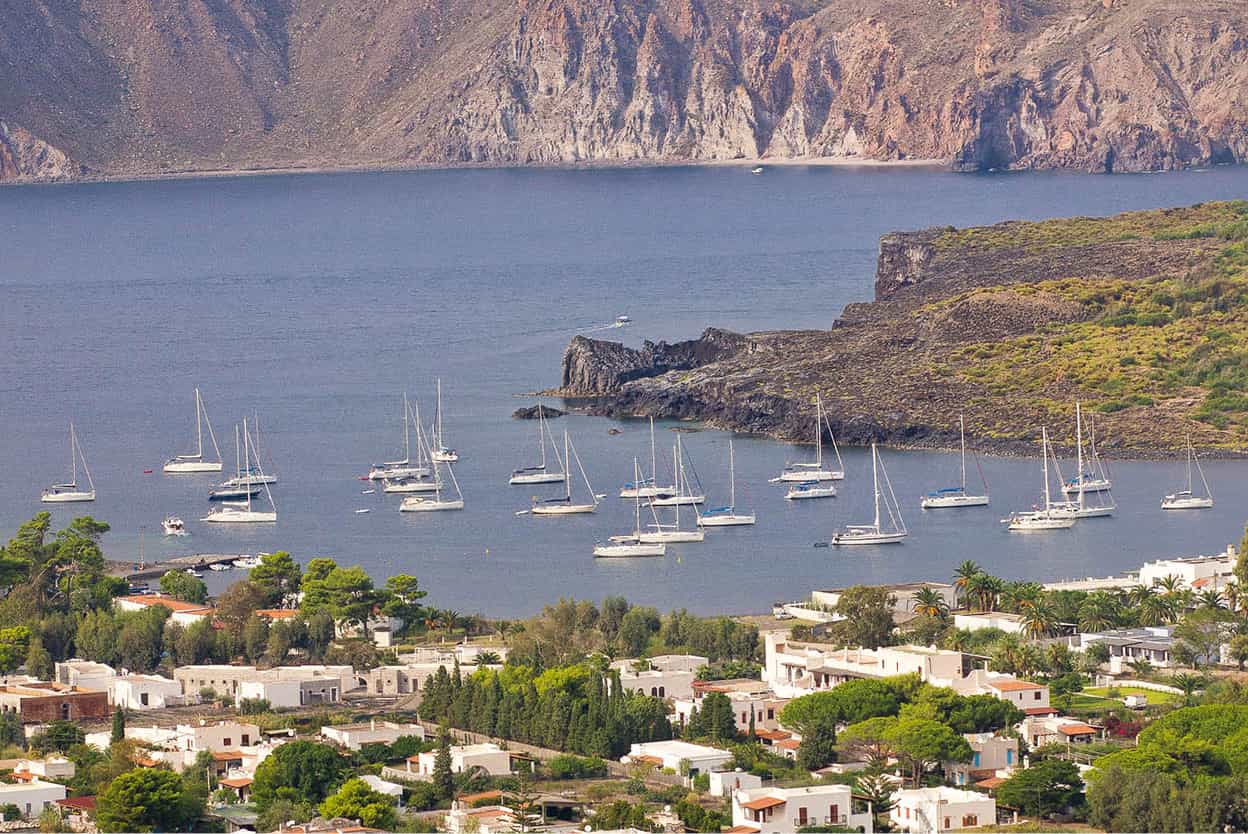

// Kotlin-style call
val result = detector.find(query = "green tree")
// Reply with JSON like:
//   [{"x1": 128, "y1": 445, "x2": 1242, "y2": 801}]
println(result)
[
  {"x1": 0, "y1": 626, "x2": 32, "y2": 673},
  {"x1": 250, "y1": 551, "x2": 302, "y2": 606},
  {"x1": 688, "y1": 692, "x2": 737, "y2": 743},
  {"x1": 318, "y1": 778, "x2": 398, "y2": 829},
  {"x1": 302, "y1": 565, "x2": 382, "y2": 629},
  {"x1": 96, "y1": 768, "x2": 200, "y2": 833},
  {"x1": 797, "y1": 716, "x2": 838, "y2": 771},
  {"x1": 381, "y1": 574, "x2": 427, "y2": 631},
  {"x1": 30, "y1": 721, "x2": 85, "y2": 754},
  {"x1": 1173, "y1": 608, "x2": 1235, "y2": 668},
  {"x1": 837, "y1": 717, "x2": 896, "y2": 766},
  {"x1": 592, "y1": 801, "x2": 656, "y2": 831},
  {"x1": 433, "y1": 727, "x2": 455, "y2": 800},
  {"x1": 617, "y1": 606, "x2": 661, "y2": 657},
  {"x1": 831, "y1": 586, "x2": 897, "y2": 649},
  {"x1": 251, "y1": 740, "x2": 350, "y2": 809},
  {"x1": 158, "y1": 570, "x2": 208, "y2": 604},
  {"x1": 1228, "y1": 634, "x2": 1248, "y2": 671},
  {"x1": 242, "y1": 614, "x2": 270, "y2": 663},
  {"x1": 886, "y1": 718, "x2": 973, "y2": 785},
  {"x1": 111, "y1": 708, "x2": 126, "y2": 744},
  {"x1": 24, "y1": 637, "x2": 53, "y2": 679},
  {"x1": 997, "y1": 760, "x2": 1085, "y2": 818},
  {"x1": 1235, "y1": 525, "x2": 1248, "y2": 589},
  {"x1": 75, "y1": 609, "x2": 118, "y2": 664}
]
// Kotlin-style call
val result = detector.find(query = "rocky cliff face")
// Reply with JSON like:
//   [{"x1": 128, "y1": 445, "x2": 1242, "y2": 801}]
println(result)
[
  {"x1": 0, "y1": 123, "x2": 82, "y2": 182},
  {"x1": 2, "y1": 0, "x2": 1246, "y2": 182},
  {"x1": 561, "y1": 328, "x2": 752, "y2": 395}
]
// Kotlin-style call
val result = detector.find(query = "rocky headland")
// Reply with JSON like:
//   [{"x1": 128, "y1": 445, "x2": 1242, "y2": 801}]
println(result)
[
  {"x1": 556, "y1": 201, "x2": 1248, "y2": 456},
  {"x1": 3, "y1": 0, "x2": 1248, "y2": 183}
]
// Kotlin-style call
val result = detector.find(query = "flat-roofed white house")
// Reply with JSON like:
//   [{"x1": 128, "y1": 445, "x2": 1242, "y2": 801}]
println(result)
[
  {"x1": 610, "y1": 655, "x2": 706, "y2": 701},
  {"x1": 1070, "y1": 626, "x2": 1178, "y2": 672},
  {"x1": 622, "y1": 740, "x2": 732, "y2": 776},
  {"x1": 673, "y1": 678, "x2": 789, "y2": 733},
  {"x1": 54, "y1": 659, "x2": 117, "y2": 690},
  {"x1": 764, "y1": 632, "x2": 969, "y2": 697},
  {"x1": 1137, "y1": 547, "x2": 1235, "y2": 591},
  {"x1": 407, "y1": 743, "x2": 513, "y2": 778},
  {"x1": 111, "y1": 674, "x2": 185, "y2": 710},
  {"x1": 731, "y1": 784, "x2": 874, "y2": 833},
  {"x1": 709, "y1": 769, "x2": 763, "y2": 797},
  {"x1": 1020, "y1": 715, "x2": 1101, "y2": 747},
  {"x1": 0, "y1": 779, "x2": 67, "y2": 820},
  {"x1": 952, "y1": 612, "x2": 1027, "y2": 635},
  {"x1": 13, "y1": 755, "x2": 75, "y2": 781},
  {"x1": 891, "y1": 787, "x2": 995, "y2": 833},
  {"x1": 321, "y1": 720, "x2": 425, "y2": 750}
]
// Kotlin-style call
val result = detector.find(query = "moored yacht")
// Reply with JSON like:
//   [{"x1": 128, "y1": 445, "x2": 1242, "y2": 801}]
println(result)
[
  {"x1": 42, "y1": 423, "x2": 96, "y2": 504},
  {"x1": 164, "y1": 388, "x2": 224, "y2": 473},
  {"x1": 829, "y1": 444, "x2": 907, "y2": 545},
  {"x1": 773, "y1": 394, "x2": 844, "y2": 482}
]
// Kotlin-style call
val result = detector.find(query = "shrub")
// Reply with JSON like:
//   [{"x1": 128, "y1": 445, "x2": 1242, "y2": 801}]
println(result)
[{"x1": 546, "y1": 754, "x2": 609, "y2": 780}]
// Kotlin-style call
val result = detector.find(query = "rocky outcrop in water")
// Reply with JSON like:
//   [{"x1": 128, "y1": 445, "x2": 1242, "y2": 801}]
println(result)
[
  {"x1": 513, "y1": 405, "x2": 567, "y2": 419},
  {"x1": 561, "y1": 328, "x2": 753, "y2": 395},
  {"x1": 0, "y1": 122, "x2": 81, "y2": 182},
  {"x1": 2, "y1": 0, "x2": 1246, "y2": 182}
]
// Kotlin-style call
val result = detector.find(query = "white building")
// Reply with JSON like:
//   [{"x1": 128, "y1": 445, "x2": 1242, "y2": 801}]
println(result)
[
  {"x1": 321, "y1": 720, "x2": 425, "y2": 750},
  {"x1": 945, "y1": 733, "x2": 1019, "y2": 787},
  {"x1": 610, "y1": 655, "x2": 707, "y2": 701},
  {"x1": 359, "y1": 774, "x2": 404, "y2": 802},
  {"x1": 764, "y1": 633, "x2": 969, "y2": 697},
  {"x1": 731, "y1": 784, "x2": 873, "y2": 833},
  {"x1": 113, "y1": 593, "x2": 215, "y2": 625},
  {"x1": 1070, "y1": 626, "x2": 1177, "y2": 672},
  {"x1": 1137, "y1": 547, "x2": 1236, "y2": 591},
  {"x1": 952, "y1": 612, "x2": 1026, "y2": 635},
  {"x1": 622, "y1": 740, "x2": 732, "y2": 776},
  {"x1": 953, "y1": 671, "x2": 1052, "y2": 714},
  {"x1": 408, "y1": 743, "x2": 513, "y2": 778},
  {"x1": 111, "y1": 674, "x2": 185, "y2": 710},
  {"x1": 813, "y1": 583, "x2": 958, "y2": 617},
  {"x1": 0, "y1": 780, "x2": 67, "y2": 820},
  {"x1": 54, "y1": 659, "x2": 117, "y2": 690},
  {"x1": 13, "y1": 756, "x2": 75, "y2": 781},
  {"x1": 673, "y1": 678, "x2": 789, "y2": 733},
  {"x1": 1020, "y1": 715, "x2": 1100, "y2": 747},
  {"x1": 891, "y1": 787, "x2": 995, "y2": 833},
  {"x1": 173, "y1": 664, "x2": 355, "y2": 704},
  {"x1": 709, "y1": 769, "x2": 763, "y2": 798}
]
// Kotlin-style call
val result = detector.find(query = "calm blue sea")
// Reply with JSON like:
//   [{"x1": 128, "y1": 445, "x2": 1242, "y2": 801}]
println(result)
[{"x1": 2, "y1": 165, "x2": 1247, "y2": 617}]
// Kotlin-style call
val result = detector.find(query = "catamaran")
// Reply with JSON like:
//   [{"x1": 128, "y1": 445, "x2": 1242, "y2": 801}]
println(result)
[
  {"x1": 594, "y1": 459, "x2": 668, "y2": 557},
  {"x1": 510, "y1": 404, "x2": 567, "y2": 485},
  {"x1": 1004, "y1": 427, "x2": 1076, "y2": 531},
  {"x1": 400, "y1": 457, "x2": 464, "y2": 512},
  {"x1": 164, "y1": 388, "x2": 223, "y2": 473},
  {"x1": 203, "y1": 417, "x2": 277, "y2": 523},
  {"x1": 773, "y1": 394, "x2": 844, "y2": 482},
  {"x1": 42, "y1": 422, "x2": 96, "y2": 503},
  {"x1": 920, "y1": 414, "x2": 989, "y2": 508},
  {"x1": 430, "y1": 379, "x2": 459, "y2": 463},
  {"x1": 1051, "y1": 403, "x2": 1114, "y2": 518},
  {"x1": 651, "y1": 435, "x2": 705, "y2": 506},
  {"x1": 529, "y1": 431, "x2": 600, "y2": 514},
  {"x1": 1062, "y1": 408, "x2": 1112, "y2": 494},
  {"x1": 1162, "y1": 436, "x2": 1214, "y2": 509},
  {"x1": 699, "y1": 438, "x2": 756, "y2": 526},
  {"x1": 620, "y1": 417, "x2": 676, "y2": 498},
  {"x1": 369, "y1": 393, "x2": 430, "y2": 481},
  {"x1": 829, "y1": 444, "x2": 907, "y2": 545}
]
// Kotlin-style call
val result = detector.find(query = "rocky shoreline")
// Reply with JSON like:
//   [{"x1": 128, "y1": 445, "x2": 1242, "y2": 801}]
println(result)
[{"x1": 550, "y1": 203, "x2": 1248, "y2": 459}]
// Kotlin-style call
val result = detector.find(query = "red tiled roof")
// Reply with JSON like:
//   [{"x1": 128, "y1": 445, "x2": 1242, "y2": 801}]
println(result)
[
  {"x1": 991, "y1": 679, "x2": 1045, "y2": 692},
  {"x1": 459, "y1": 790, "x2": 503, "y2": 804},
  {"x1": 1024, "y1": 706, "x2": 1058, "y2": 715},
  {"x1": 219, "y1": 777, "x2": 253, "y2": 788},
  {"x1": 134, "y1": 756, "x2": 159, "y2": 767},
  {"x1": 775, "y1": 739, "x2": 801, "y2": 750},
  {"x1": 255, "y1": 609, "x2": 299, "y2": 619},
  {"x1": 976, "y1": 777, "x2": 1006, "y2": 789},
  {"x1": 1058, "y1": 723, "x2": 1098, "y2": 736},
  {"x1": 742, "y1": 796, "x2": 786, "y2": 811},
  {"x1": 725, "y1": 826, "x2": 762, "y2": 833},
  {"x1": 211, "y1": 750, "x2": 244, "y2": 761},
  {"x1": 10, "y1": 771, "x2": 36, "y2": 782},
  {"x1": 1192, "y1": 577, "x2": 1212, "y2": 588},
  {"x1": 56, "y1": 797, "x2": 96, "y2": 811},
  {"x1": 633, "y1": 754, "x2": 664, "y2": 766},
  {"x1": 755, "y1": 729, "x2": 792, "y2": 741}
]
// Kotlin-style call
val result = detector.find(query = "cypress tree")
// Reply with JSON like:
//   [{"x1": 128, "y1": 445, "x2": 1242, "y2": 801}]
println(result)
[
  {"x1": 433, "y1": 727, "x2": 455, "y2": 800},
  {"x1": 111, "y1": 707, "x2": 126, "y2": 744}
]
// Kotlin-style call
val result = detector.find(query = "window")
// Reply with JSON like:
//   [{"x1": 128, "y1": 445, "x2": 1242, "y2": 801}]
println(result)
[
  {"x1": 1006, "y1": 750, "x2": 1014, "y2": 765},
  {"x1": 945, "y1": 818, "x2": 951, "y2": 830},
  {"x1": 223, "y1": 738, "x2": 232, "y2": 746},
  {"x1": 767, "y1": 709, "x2": 774, "y2": 720},
  {"x1": 242, "y1": 734, "x2": 250, "y2": 745},
  {"x1": 140, "y1": 692, "x2": 149, "y2": 706},
  {"x1": 798, "y1": 807, "x2": 808, "y2": 825},
  {"x1": 962, "y1": 814, "x2": 979, "y2": 827},
  {"x1": 1035, "y1": 691, "x2": 1042, "y2": 700},
  {"x1": 658, "y1": 686, "x2": 665, "y2": 697},
  {"x1": 830, "y1": 805, "x2": 839, "y2": 823},
  {"x1": 973, "y1": 753, "x2": 980, "y2": 767}
]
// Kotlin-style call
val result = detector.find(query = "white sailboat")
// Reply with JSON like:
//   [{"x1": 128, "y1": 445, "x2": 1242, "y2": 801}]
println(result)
[
  {"x1": 1062, "y1": 408, "x2": 1112, "y2": 494},
  {"x1": 595, "y1": 459, "x2": 668, "y2": 557},
  {"x1": 1051, "y1": 403, "x2": 1114, "y2": 518},
  {"x1": 829, "y1": 444, "x2": 907, "y2": 545},
  {"x1": 509, "y1": 404, "x2": 567, "y2": 485},
  {"x1": 529, "y1": 431, "x2": 600, "y2": 514},
  {"x1": 1005, "y1": 427, "x2": 1076, "y2": 531},
  {"x1": 430, "y1": 379, "x2": 459, "y2": 463},
  {"x1": 400, "y1": 458, "x2": 465, "y2": 512},
  {"x1": 699, "y1": 438, "x2": 756, "y2": 526},
  {"x1": 203, "y1": 417, "x2": 277, "y2": 523},
  {"x1": 1162, "y1": 436, "x2": 1214, "y2": 509},
  {"x1": 42, "y1": 423, "x2": 96, "y2": 503},
  {"x1": 620, "y1": 417, "x2": 676, "y2": 499},
  {"x1": 773, "y1": 394, "x2": 844, "y2": 482},
  {"x1": 639, "y1": 444, "x2": 705, "y2": 542},
  {"x1": 920, "y1": 414, "x2": 990, "y2": 508},
  {"x1": 222, "y1": 417, "x2": 277, "y2": 486},
  {"x1": 369, "y1": 393, "x2": 431, "y2": 481},
  {"x1": 651, "y1": 435, "x2": 705, "y2": 506},
  {"x1": 164, "y1": 388, "x2": 223, "y2": 473},
  {"x1": 786, "y1": 481, "x2": 837, "y2": 499}
]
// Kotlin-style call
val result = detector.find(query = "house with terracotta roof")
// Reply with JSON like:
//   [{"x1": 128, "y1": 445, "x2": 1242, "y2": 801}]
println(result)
[
  {"x1": 731, "y1": 784, "x2": 873, "y2": 833},
  {"x1": 944, "y1": 733, "x2": 1018, "y2": 787},
  {"x1": 709, "y1": 769, "x2": 763, "y2": 797},
  {"x1": 218, "y1": 776, "x2": 253, "y2": 802},
  {"x1": 0, "y1": 682, "x2": 111, "y2": 723},
  {"x1": 764, "y1": 633, "x2": 971, "y2": 697},
  {"x1": 13, "y1": 755, "x2": 74, "y2": 781},
  {"x1": 954, "y1": 669, "x2": 1052, "y2": 712},
  {"x1": 1020, "y1": 715, "x2": 1102, "y2": 747},
  {"x1": 891, "y1": 786, "x2": 995, "y2": 833},
  {"x1": 114, "y1": 593, "x2": 215, "y2": 625},
  {"x1": 54, "y1": 795, "x2": 96, "y2": 826},
  {"x1": 673, "y1": 678, "x2": 790, "y2": 734}
]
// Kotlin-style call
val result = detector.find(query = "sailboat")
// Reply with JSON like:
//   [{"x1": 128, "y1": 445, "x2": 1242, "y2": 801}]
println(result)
[
  {"x1": 430, "y1": 379, "x2": 459, "y2": 463},
  {"x1": 920, "y1": 415, "x2": 990, "y2": 508},
  {"x1": 369, "y1": 393, "x2": 431, "y2": 481},
  {"x1": 509, "y1": 404, "x2": 567, "y2": 485},
  {"x1": 785, "y1": 480, "x2": 837, "y2": 500},
  {"x1": 1162, "y1": 436, "x2": 1214, "y2": 509},
  {"x1": 164, "y1": 388, "x2": 223, "y2": 473},
  {"x1": 203, "y1": 417, "x2": 277, "y2": 523},
  {"x1": 594, "y1": 459, "x2": 668, "y2": 557},
  {"x1": 829, "y1": 444, "x2": 907, "y2": 545},
  {"x1": 42, "y1": 423, "x2": 96, "y2": 503},
  {"x1": 1051, "y1": 404, "x2": 1114, "y2": 518},
  {"x1": 384, "y1": 401, "x2": 440, "y2": 492},
  {"x1": 400, "y1": 451, "x2": 465, "y2": 512},
  {"x1": 1004, "y1": 428, "x2": 1076, "y2": 531},
  {"x1": 651, "y1": 435, "x2": 705, "y2": 506},
  {"x1": 1062, "y1": 409, "x2": 1112, "y2": 494},
  {"x1": 639, "y1": 444, "x2": 705, "y2": 542},
  {"x1": 529, "y1": 431, "x2": 600, "y2": 514},
  {"x1": 772, "y1": 394, "x2": 844, "y2": 482},
  {"x1": 619, "y1": 417, "x2": 676, "y2": 498},
  {"x1": 700, "y1": 438, "x2": 756, "y2": 526},
  {"x1": 222, "y1": 417, "x2": 277, "y2": 486}
]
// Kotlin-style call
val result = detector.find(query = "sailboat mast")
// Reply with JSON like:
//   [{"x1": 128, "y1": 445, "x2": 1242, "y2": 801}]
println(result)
[
  {"x1": 814, "y1": 396, "x2": 823, "y2": 467},
  {"x1": 402, "y1": 392, "x2": 411, "y2": 463},
  {"x1": 537, "y1": 406, "x2": 547, "y2": 469},
  {"x1": 673, "y1": 441, "x2": 681, "y2": 526},
  {"x1": 436, "y1": 379, "x2": 444, "y2": 449},
  {"x1": 195, "y1": 388, "x2": 204, "y2": 458},
  {"x1": 243, "y1": 418, "x2": 252, "y2": 512},
  {"x1": 69, "y1": 423, "x2": 77, "y2": 484},
  {"x1": 564, "y1": 431, "x2": 572, "y2": 499},
  {"x1": 1187, "y1": 437, "x2": 1194, "y2": 494},
  {"x1": 872, "y1": 444, "x2": 881, "y2": 530},
  {"x1": 729, "y1": 438, "x2": 736, "y2": 509},
  {"x1": 959, "y1": 414, "x2": 967, "y2": 490},
  {"x1": 633, "y1": 458, "x2": 643, "y2": 534},
  {"x1": 1076, "y1": 403, "x2": 1085, "y2": 509},
  {"x1": 1042, "y1": 427, "x2": 1051, "y2": 509},
  {"x1": 650, "y1": 417, "x2": 657, "y2": 485}
]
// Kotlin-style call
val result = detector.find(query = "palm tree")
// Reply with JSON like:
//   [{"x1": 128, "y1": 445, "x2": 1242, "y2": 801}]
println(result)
[
  {"x1": 1021, "y1": 601, "x2": 1059, "y2": 639},
  {"x1": 965, "y1": 572, "x2": 1000, "y2": 613},
  {"x1": 1017, "y1": 644, "x2": 1046, "y2": 678},
  {"x1": 1197, "y1": 589, "x2": 1225, "y2": 611},
  {"x1": 1153, "y1": 574, "x2": 1184, "y2": 596},
  {"x1": 953, "y1": 561, "x2": 982, "y2": 607},
  {"x1": 911, "y1": 587, "x2": 950, "y2": 620},
  {"x1": 1128, "y1": 657, "x2": 1154, "y2": 678},
  {"x1": 1002, "y1": 582, "x2": 1044, "y2": 614},
  {"x1": 1078, "y1": 594, "x2": 1117, "y2": 633},
  {"x1": 942, "y1": 628, "x2": 976, "y2": 653},
  {"x1": 1170, "y1": 672, "x2": 1206, "y2": 706},
  {"x1": 1138, "y1": 594, "x2": 1178, "y2": 626},
  {"x1": 991, "y1": 635, "x2": 1024, "y2": 674},
  {"x1": 1127, "y1": 584, "x2": 1156, "y2": 608},
  {"x1": 475, "y1": 650, "x2": 501, "y2": 665},
  {"x1": 1225, "y1": 582, "x2": 1242, "y2": 614}
]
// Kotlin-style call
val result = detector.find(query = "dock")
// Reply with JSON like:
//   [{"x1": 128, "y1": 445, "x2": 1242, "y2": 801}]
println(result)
[{"x1": 108, "y1": 553, "x2": 254, "y2": 582}]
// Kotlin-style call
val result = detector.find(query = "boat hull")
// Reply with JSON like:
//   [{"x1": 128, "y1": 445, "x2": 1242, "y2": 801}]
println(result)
[
  {"x1": 223, "y1": 474, "x2": 278, "y2": 487},
  {"x1": 209, "y1": 488, "x2": 260, "y2": 501},
  {"x1": 698, "y1": 514, "x2": 756, "y2": 527},
  {"x1": 920, "y1": 494, "x2": 989, "y2": 508},
  {"x1": 509, "y1": 472, "x2": 566, "y2": 485},
  {"x1": 830, "y1": 531, "x2": 907, "y2": 545},
  {"x1": 383, "y1": 480, "x2": 440, "y2": 493},
  {"x1": 1162, "y1": 497, "x2": 1214, "y2": 510},
  {"x1": 203, "y1": 510, "x2": 276, "y2": 523},
  {"x1": 638, "y1": 531, "x2": 705, "y2": 543},
  {"x1": 786, "y1": 487, "x2": 836, "y2": 500},
  {"x1": 531, "y1": 503, "x2": 596, "y2": 515},
  {"x1": 1062, "y1": 480, "x2": 1112, "y2": 495},
  {"x1": 369, "y1": 465, "x2": 429, "y2": 481},
  {"x1": 650, "y1": 494, "x2": 705, "y2": 507},
  {"x1": 400, "y1": 498, "x2": 464, "y2": 512},
  {"x1": 164, "y1": 460, "x2": 223, "y2": 474},
  {"x1": 41, "y1": 490, "x2": 96, "y2": 503},
  {"x1": 619, "y1": 485, "x2": 675, "y2": 499},
  {"x1": 777, "y1": 469, "x2": 843, "y2": 482},
  {"x1": 1006, "y1": 514, "x2": 1076, "y2": 531},
  {"x1": 593, "y1": 543, "x2": 666, "y2": 557},
  {"x1": 432, "y1": 450, "x2": 459, "y2": 463}
]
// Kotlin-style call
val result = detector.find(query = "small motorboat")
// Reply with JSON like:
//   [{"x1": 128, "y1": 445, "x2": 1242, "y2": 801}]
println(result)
[
  {"x1": 184, "y1": 568, "x2": 204, "y2": 578},
  {"x1": 161, "y1": 516, "x2": 187, "y2": 537},
  {"x1": 750, "y1": 166, "x2": 764, "y2": 175},
  {"x1": 208, "y1": 562, "x2": 231, "y2": 571},
  {"x1": 354, "y1": 508, "x2": 371, "y2": 514},
  {"x1": 786, "y1": 482, "x2": 836, "y2": 500}
]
